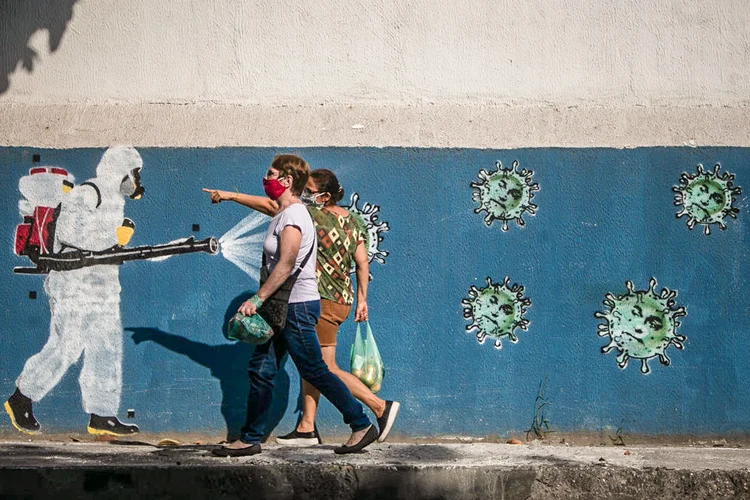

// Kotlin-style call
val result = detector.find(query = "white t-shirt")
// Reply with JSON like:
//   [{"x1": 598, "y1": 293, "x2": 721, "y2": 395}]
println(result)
[{"x1": 262, "y1": 203, "x2": 320, "y2": 304}]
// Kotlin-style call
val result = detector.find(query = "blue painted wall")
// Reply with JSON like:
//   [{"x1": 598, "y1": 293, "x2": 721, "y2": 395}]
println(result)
[{"x1": 1, "y1": 147, "x2": 748, "y2": 438}]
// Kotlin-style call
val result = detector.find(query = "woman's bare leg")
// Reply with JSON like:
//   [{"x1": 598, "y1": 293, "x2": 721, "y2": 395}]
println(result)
[
  {"x1": 330, "y1": 366, "x2": 385, "y2": 417},
  {"x1": 296, "y1": 346, "x2": 386, "y2": 433}
]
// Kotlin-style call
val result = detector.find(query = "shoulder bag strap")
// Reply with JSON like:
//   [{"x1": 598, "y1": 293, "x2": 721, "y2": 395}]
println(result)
[
  {"x1": 261, "y1": 235, "x2": 314, "y2": 279},
  {"x1": 290, "y1": 241, "x2": 314, "y2": 279},
  {"x1": 292, "y1": 206, "x2": 316, "y2": 278}
]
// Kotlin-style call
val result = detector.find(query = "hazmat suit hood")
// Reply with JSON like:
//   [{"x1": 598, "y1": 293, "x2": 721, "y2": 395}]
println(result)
[{"x1": 95, "y1": 146, "x2": 145, "y2": 200}]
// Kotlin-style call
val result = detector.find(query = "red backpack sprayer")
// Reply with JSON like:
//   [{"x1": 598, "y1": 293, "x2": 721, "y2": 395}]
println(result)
[{"x1": 13, "y1": 166, "x2": 219, "y2": 274}]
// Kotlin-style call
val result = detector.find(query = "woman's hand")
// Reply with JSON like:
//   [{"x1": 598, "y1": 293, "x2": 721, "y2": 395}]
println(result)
[
  {"x1": 354, "y1": 301, "x2": 368, "y2": 322},
  {"x1": 202, "y1": 188, "x2": 234, "y2": 204},
  {"x1": 238, "y1": 300, "x2": 258, "y2": 316}
]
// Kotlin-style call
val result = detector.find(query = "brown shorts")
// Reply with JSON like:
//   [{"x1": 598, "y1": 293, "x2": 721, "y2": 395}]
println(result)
[{"x1": 316, "y1": 299, "x2": 352, "y2": 346}]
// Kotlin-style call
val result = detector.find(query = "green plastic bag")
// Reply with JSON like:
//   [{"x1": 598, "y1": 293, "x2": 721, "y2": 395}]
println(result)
[
  {"x1": 350, "y1": 321, "x2": 385, "y2": 393},
  {"x1": 227, "y1": 312, "x2": 274, "y2": 345}
]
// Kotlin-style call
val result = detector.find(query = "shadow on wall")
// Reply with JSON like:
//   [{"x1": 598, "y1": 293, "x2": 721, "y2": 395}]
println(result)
[
  {"x1": 0, "y1": 0, "x2": 78, "y2": 94},
  {"x1": 126, "y1": 292, "x2": 291, "y2": 442}
]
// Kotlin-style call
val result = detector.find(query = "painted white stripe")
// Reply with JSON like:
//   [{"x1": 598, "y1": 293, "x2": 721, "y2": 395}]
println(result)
[{"x1": 2, "y1": 104, "x2": 749, "y2": 148}]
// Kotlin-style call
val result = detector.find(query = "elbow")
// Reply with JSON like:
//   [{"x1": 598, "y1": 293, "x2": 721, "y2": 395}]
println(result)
[
  {"x1": 261, "y1": 201, "x2": 276, "y2": 216},
  {"x1": 262, "y1": 200, "x2": 279, "y2": 215}
]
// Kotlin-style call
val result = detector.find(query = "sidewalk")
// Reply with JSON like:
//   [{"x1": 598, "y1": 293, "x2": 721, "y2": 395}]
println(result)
[{"x1": 0, "y1": 436, "x2": 748, "y2": 499}]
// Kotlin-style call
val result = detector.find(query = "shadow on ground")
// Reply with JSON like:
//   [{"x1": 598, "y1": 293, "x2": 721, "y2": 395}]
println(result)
[
  {"x1": 127, "y1": 291, "x2": 291, "y2": 441},
  {"x1": 265, "y1": 444, "x2": 462, "y2": 464}
]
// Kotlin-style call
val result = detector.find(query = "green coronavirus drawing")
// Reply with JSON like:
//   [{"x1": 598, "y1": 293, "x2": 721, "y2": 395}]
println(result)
[
  {"x1": 673, "y1": 163, "x2": 742, "y2": 235},
  {"x1": 462, "y1": 276, "x2": 531, "y2": 349},
  {"x1": 595, "y1": 278, "x2": 687, "y2": 374},
  {"x1": 470, "y1": 160, "x2": 539, "y2": 231}
]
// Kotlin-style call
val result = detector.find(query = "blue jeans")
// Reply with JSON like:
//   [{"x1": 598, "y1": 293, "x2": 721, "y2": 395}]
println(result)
[{"x1": 240, "y1": 300, "x2": 371, "y2": 445}]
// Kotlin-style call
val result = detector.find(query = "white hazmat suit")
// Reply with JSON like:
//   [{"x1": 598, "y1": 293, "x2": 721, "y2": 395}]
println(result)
[{"x1": 15, "y1": 147, "x2": 143, "y2": 424}]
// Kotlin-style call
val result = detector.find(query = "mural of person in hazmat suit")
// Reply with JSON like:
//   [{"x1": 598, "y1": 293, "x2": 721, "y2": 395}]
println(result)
[{"x1": 5, "y1": 146, "x2": 145, "y2": 436}]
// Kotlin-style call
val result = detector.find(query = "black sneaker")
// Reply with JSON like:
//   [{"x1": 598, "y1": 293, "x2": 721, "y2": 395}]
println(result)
[
  {"x1": 4, "y1": 388, "x2": 41, "y2": 434},
  {"x1": 211, "y1": 443, "x2": 262, "y2": 457},
  {"x1": 275, "y1": 429, "x2": 322, "y2": 446},
  {"x1": 376, "y1": 400, "x2": 400, "y2": 443},
  {"x1": 87, "y1": 414, "x2": 139, "y2": 436}
]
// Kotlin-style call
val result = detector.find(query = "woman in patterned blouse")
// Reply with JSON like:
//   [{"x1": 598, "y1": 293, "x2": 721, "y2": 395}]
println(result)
[{"x1": 275, "y1": 169, "x2": 399, "y2": 446}]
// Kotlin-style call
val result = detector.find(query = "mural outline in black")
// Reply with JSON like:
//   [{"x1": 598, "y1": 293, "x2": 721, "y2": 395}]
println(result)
[{"x1": 345, "y1": 192, "x2": 389, "y2": 273}]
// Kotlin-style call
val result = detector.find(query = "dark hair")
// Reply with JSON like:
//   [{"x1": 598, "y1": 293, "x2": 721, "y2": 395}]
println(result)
[
  {"x1": 310, "y1": 169, "x2": 344, "y2": 204},
  {"x1": 270, "y1": 154, "x2": 309, "y2": 196}
]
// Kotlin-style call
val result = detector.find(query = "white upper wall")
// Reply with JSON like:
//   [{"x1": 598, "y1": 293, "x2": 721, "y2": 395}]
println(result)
[{"x1": 3, "y1": 0, "x2": 750, "y2": 106}]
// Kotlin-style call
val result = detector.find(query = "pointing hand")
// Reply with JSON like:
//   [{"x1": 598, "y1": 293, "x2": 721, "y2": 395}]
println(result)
[{"x1": 202, "y1": 188, "x2": 231, "y2": 204}]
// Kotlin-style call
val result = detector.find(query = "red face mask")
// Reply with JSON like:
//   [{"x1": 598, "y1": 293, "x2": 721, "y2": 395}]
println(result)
[{"x1": 262, "y1": 177, "x2": 286, "y2": 200}]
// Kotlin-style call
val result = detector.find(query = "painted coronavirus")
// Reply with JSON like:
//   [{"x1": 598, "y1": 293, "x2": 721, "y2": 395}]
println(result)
[
  {"x1": 673, "y1": 163, "x2": 742, "y2": 235},
  {"x1": 345, "y1": 192, "x2": 389, "y2": 266},
  {"x1": 462, "y1": 276, "x2": 531, "y2": 349},
  {"x1": 470, "y1": 160, "x2": 539, "y2": 231},
  {"x1": 595, "y1": 278, "x2": 687, "y2": 374}
]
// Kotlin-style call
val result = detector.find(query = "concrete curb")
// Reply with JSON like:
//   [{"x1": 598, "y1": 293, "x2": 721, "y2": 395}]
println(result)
[
  {"x1": 3, "y1": 462, "x2": 750, "y2": 499},
  {"x1": 0, "y1": 441, "x2": 749, "y2": 499}
]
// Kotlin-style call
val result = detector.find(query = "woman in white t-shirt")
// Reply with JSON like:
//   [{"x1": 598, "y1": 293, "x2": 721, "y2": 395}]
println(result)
[{"x1": 206, "y1": 155, "x2": 377, "y2": 457}]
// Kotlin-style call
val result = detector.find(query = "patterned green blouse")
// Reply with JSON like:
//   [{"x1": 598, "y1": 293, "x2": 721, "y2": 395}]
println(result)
[{"x1": 307, "y1": 206, "x2": 367, "y2": 305}]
